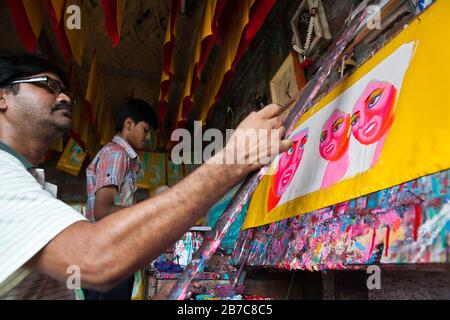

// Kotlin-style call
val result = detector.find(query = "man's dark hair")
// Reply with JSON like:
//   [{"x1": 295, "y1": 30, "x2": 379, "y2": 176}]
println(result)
[
  {"x1": 0, "y1": 55, "x2": 67, "y2": 92},
  {"x1": 115, "y1": 98, "x2": 158, "y2": 132}
]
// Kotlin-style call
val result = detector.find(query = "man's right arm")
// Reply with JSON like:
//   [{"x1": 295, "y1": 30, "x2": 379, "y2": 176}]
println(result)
[{"x1": 29, "y1": 104, "x2": 292, "y2": 292}]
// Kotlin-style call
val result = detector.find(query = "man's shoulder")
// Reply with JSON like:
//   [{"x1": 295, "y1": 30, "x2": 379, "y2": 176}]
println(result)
[
  {"x1": 0, "y1": 150, "x2": 32, "y2": 178},
  {"x1": 0, "y1": 152, "x2": 34, "y2": 191},
  {"x1": 0, "y1": 149, "x2": 26, "y2": 168}
]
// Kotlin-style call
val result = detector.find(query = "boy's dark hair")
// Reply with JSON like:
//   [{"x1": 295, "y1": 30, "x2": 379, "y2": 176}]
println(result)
[
  {"x1": 115, "y1": 98, "x2": 158, "y2": 132},
  {"x1": 0, "y1": 55, "x2": 67, "y2": 92}
]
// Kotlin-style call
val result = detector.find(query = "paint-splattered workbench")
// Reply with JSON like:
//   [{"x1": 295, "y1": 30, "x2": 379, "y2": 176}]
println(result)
[{"x1": 232, "y1": 169, "x2": 450, "y2": 270}]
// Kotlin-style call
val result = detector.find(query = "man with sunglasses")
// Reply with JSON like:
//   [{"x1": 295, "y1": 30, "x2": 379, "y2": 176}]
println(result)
[{"x1": 0, "y1": 55, "x2": 292, "y2": 299}]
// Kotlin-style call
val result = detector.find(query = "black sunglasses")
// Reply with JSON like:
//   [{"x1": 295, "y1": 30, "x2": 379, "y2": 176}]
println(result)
[{"x1": 10, "y1": 76, "x2": 78, "y2": 105}]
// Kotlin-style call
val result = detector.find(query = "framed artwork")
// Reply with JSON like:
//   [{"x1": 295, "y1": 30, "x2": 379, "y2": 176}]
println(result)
[
  {"x1": 137, "y1": 152, "x2": 151, "y2": 189},
  {"x1": 137, "y1": 152, "x2": 167, "y2": 191},
  {"x1": 270, "y1": 52, "x2": 306, "y2": 108},
  {"x1": 56, "y1": 138, "x2": 87, "y2": 176},
  {"x1": 167, "y1": 155, "x2": 185, "y2": 187},
  {"x1": 143, "y1": 128, "x2": 157, "y2": 152},
  {"x1": 290, "y1": 0, "x2": 331, "y2": 60}
]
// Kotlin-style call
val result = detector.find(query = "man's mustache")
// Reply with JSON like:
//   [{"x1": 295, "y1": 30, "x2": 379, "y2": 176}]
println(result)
[{"x1": 52, "y1": 102, "x2": 75, "y2": 112}]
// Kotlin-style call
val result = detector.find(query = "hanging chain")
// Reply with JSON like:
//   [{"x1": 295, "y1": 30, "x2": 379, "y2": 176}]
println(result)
[
  {"x1": 293, "y1": 1, "x2": 320, "y2": 60},
  {"x1": 299, "y1": 7, "x2": 318, "y2": 57}
]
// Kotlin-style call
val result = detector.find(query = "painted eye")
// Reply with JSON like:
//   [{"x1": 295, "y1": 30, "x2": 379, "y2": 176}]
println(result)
[
  {"x1": 287, "y1": 147, "x2": 294, "y2": 155},
  {"x1": 300, "y1": 135, "x2": 308, "y2": 149},
  {"x1": 332, "y1": 118, "x2": 344, "y2": 132},
  {"x1": 368, "y1": 94, "x2": 381, "y2": 108},
  {"x1": 351, "y1": 112, "x2": 360, "y2": 126},
  {"x1": 366, "y1": 88, "x2": 383, "y2": 109},
  {"x1": 320, "y1": 131, "x2": 327, "y2": 143}
]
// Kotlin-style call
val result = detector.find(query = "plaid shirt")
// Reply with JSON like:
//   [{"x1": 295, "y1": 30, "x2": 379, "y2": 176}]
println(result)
[{"x1": 86, "y1": 135, "x2": 140, "y2": 222}]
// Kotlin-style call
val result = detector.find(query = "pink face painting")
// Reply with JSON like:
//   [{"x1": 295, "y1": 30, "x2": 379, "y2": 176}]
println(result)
[
  {"x1": 351, "y1": 80, "x2": 396, "y2": 144},
  {"x1": 319, "y1": 109, "x2": 351, "y2": 161},
  {"x1": 319, "y1": 109, "x2": 351, "y2": 189},
  {"x1": 351, "y1": 80, "x2": 397, "y2": 167},
  {"x1": 267, "y1": 128, "x2": 309, "y2": 212}
]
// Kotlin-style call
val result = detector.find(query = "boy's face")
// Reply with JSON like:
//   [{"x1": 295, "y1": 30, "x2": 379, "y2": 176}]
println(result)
[{"x1": 129, "y1": 121, "x2": 151, "y2": 151}]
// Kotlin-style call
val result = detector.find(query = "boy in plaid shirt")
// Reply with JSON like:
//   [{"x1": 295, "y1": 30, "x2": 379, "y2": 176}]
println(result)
[{"x1": 84, "y1": 99, "x2": 157, "y2": 300}]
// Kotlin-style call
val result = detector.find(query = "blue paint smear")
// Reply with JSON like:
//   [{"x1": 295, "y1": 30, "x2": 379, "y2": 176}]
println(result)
[
  {"x1": 432, "y1": 176, "x2": 439, "y2": 195},
  {"x1": 355, "y1": 242, "x2": 365, "y2": 251}
]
